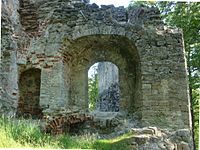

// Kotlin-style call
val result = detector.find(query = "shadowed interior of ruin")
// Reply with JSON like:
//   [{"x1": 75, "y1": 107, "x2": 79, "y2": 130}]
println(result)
[{"x1": 17, "y1": 68, "x2": 43, "y2": 118}]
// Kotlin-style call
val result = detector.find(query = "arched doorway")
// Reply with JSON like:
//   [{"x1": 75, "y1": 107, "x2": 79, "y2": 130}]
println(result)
[
  {"x1": 88, "y1": 61, "x2": 119, "y2": 112},
  {"x1": 63, "y1": 35, "x2": 141, "y2": 114},
  {"x1": 17, "y1": 68, "x2": 42, "y2": 118}
]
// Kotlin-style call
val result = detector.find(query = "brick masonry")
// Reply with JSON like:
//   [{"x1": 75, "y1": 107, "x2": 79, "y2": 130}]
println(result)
[{"x1": 1, "y1": 0, "x2": 192, "y2": 131}]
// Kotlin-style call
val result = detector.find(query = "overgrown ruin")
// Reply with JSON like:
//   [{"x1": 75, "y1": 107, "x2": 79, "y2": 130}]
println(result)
[{"x1": 1, "y1": 0, "x2": 194, "y2": 149}]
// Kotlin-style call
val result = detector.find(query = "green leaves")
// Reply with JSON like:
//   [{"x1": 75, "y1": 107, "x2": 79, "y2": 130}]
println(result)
[
  {"x1": 88, "y1": 66, "x2": 98, "y2": 111},
  {"x1": 157, "y1": 2, "x2": 200, "y2": 148}
]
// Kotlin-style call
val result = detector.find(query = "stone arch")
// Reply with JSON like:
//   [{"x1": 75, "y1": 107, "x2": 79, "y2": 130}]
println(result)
[
  {"x1": 70, "y1": 25, "x2": 142, "y2": 62},
  {"x1": 17, "y1": 68, "x2": 42, "y2": 118},
  {"x1": 63, "y1": 34, "x2": 141, "y2": 114},
  {"x1": 72, "y1": 26, "x2": 128, "y2": 41}
]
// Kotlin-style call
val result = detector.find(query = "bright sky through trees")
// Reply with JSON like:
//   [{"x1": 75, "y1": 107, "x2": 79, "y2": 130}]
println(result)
[
  {"x1": 88, "y1": 63, "x2": 98, "y2": 78},
  {"x1": 90, "y1": 0, "x2": 130, "y2": 7},
  {"x1": 90, "y1": 0, "x2": 199, "y2": 6}
]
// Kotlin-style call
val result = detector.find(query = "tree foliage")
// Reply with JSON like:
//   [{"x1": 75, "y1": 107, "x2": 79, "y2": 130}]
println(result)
[
  {"x1": 88, "y1": 66, "x2": 98, "y2": 111},
  {"x1": 158, "y1": 3, "x2": 200, "y2": 149},
  {"x1": 129, "y1": 1, "x2": 200, "y2": 148}
]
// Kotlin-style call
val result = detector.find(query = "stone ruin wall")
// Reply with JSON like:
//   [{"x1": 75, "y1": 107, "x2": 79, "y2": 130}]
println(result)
[
  {"x1": 1, "y1": 0, "x2": 192, "y2": 131},
  {"x1": 96, "y1": 62, "x2": 120, "y2": 112},
  {"x1": 98, "y1": 62, "x2": 119, "y2": 94}
]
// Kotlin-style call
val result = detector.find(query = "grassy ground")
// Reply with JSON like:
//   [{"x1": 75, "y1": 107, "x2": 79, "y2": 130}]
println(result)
[{"x1": 0, "y1": 116, "x2": 132, "y2": 149}]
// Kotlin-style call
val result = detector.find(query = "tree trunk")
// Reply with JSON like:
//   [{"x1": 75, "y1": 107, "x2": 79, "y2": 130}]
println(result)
[{"x1": 187, "y1": 46, "x2": 196, "y2": 150}]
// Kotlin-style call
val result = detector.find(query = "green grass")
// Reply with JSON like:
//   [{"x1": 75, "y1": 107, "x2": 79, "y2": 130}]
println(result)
[
  {"x1": 92, "y1": 132, "x2": 132, "y2": 150},
  {"x1": 0, "y1": 116, "x2": 132, "y2": 149}
]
